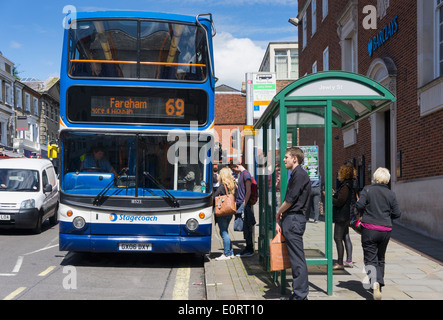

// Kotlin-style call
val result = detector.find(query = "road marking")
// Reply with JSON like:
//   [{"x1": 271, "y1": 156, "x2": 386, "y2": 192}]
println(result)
[
  {"x1": 12, "y1": 256, "x2": 24, "y2": 273},
  {"x1": 24, "y1": 244, "x2": 58, "y2": 256},
  {"x1": 0, "y1": 274, "x2": 16, "y2": 277},
  {"x1": 38, "y1": 266, "x2": 56, "y2": 277},
  {"x1": 3, "y1": 287, "x2": 26, "y2": 300},
  {"x1": 172, "y1": 267, "x2": 191, "y2": 300}
]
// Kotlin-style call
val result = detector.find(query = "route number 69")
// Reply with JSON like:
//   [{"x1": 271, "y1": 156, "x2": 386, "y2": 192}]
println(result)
[{"x1": 166, "y1": 99, "x2": 185, "y2": 116}]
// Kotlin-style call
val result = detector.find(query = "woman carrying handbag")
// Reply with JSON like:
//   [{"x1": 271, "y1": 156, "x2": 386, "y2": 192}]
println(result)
[{"x1": 213, "y1": 167, "x2": 237, "y2": 260}]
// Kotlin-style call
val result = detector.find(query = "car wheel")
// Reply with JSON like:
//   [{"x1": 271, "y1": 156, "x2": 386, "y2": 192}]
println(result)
[
  {"x1": 49, "y1": 203, "x2": 59, "y2": 226},
  {"x1": 33, "y1": 211, "x2": 43, "y2": 234}
]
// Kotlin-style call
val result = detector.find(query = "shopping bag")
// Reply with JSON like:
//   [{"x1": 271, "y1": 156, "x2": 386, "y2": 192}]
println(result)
[
  {"x1": 233, "y1": 214, "x2": 244, "y2": 231},
  {"x1": 270, "y1": 232, "x2": 291, "y2": 271}
]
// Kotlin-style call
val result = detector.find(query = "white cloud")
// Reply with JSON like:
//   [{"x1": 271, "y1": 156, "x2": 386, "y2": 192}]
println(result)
[
  {"x1": 10, "y1": 41, "x2": 23, "y2": 49},
  {"x1": 213, "y1": 32, "x2": 265, "y2": 90}
]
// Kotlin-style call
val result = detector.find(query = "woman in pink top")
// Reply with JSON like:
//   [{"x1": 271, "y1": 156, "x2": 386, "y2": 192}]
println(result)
[{"x1": 356, "y1": 167, "x2": 402, "y2": 300}]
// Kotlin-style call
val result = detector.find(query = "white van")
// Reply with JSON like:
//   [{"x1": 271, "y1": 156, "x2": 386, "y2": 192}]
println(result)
[{"x1": 0, "y1": 158, "x2": 59, "y2": 233}]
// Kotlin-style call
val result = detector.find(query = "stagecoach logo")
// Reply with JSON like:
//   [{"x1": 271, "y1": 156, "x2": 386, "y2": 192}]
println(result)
[{"x1": 109, "y1": 213, "x2": 158, "y2": 222}]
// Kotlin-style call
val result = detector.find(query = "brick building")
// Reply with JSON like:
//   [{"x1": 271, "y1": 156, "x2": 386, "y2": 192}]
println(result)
[
  {"x1": 296, "y1": 0, "x2": 443, "y2": 239},
  {"x1": 214, "y1": 85, "x2": 246, "y2": 163}
]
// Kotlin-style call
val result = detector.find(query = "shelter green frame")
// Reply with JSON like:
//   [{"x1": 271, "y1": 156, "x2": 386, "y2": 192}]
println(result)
[{"x1": 253, "y1": 71, "x2": 396, "y2": 296}]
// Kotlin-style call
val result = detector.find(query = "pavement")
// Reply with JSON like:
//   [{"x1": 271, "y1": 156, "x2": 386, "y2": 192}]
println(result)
[{"x1": 204, "y1": 209, "x2": 443, "y2": 300}]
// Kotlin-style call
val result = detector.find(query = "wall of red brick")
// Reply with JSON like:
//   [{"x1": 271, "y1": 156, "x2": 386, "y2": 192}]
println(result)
[
  {"x1": 214, "y1": 93, "x2": 246, "y2": 163},
  {"x1": 297, "y1": 0, "x2": 443, "y2": 184}
]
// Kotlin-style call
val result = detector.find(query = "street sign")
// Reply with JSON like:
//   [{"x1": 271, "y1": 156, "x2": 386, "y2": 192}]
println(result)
[
  {"x1": 247, "y1": 73, "x2": 276, "y2": 120},
  {"x1": 243, "y1": 125, "x2": 258, "y2": 136},
  {"x1": 16, "y1": 116, "x2": 28, "y2": 131}
]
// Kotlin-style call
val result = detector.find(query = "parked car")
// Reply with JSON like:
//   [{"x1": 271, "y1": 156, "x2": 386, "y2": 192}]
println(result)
[{"x1": 0, "y1": 158, "x2": 59, "y2": 233}]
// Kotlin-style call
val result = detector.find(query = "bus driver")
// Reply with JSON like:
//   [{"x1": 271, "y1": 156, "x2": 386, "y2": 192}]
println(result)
[{"x1": 80, "y1": 144, "x2": 117, "y2": 175}]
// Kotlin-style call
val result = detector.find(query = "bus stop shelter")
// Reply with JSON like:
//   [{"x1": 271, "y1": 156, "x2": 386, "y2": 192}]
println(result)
[{"x1": 253, "y1": 71, "x2": 396, "y2": 295}]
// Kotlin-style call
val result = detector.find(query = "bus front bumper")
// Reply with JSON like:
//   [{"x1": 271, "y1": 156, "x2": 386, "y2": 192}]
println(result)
[{"x1": 59, "y1": 233, "x2": 211, "y2": 254}]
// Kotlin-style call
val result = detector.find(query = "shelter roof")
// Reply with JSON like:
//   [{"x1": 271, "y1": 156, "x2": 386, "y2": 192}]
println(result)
[{"x1": 254, "y1": 71, "x2": 396, "y2": 129}]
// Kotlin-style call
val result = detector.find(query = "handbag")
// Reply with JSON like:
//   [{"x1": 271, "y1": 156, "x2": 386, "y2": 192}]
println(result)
[
  {"x1": 270, "y1": 232, "x2": 291, "y2": 271},
  {"x1": 349, "y1": 214, "x2": 362, "y2": 234},
  {"x1": 349, "y1": 194, "x2": 362, "y2": 234},
  {"x1": 214, "y1": 184, "x2": 236, "y2": 217}
]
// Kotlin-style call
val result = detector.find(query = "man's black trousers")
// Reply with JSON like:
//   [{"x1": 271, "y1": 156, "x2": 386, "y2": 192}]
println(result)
[{"x1": 282, "y1": 213, "x2": 309, "y2": 300}]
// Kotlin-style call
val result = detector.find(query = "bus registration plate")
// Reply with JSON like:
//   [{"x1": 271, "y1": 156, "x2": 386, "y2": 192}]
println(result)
[
  {"x1": 119, "y1": 243, "x2": 152, "y2": 251},
  {"x1": 0, "y1": 215, "x2": 10, "y2": 221}
]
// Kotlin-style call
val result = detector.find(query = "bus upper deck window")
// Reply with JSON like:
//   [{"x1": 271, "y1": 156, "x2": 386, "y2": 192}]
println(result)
[{"x1": 68, "y1": 19, "x2": 208, "y2": 82}]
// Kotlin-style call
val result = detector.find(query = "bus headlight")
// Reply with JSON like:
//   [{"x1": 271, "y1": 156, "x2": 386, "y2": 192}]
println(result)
[
  {"x1": 73, "y1": 216, "x2": 86, "y2": 229},
  {"x1": 186, "y1": 218, "x2": 199, "y2": 232}
]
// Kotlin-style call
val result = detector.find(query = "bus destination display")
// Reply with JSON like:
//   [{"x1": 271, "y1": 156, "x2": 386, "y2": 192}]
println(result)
[{"x1": 91, "y1": 96, "x2": 185, "y2": 119}]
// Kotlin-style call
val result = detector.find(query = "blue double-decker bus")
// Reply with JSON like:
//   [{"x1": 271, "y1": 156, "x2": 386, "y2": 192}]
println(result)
[{"x1": 57, "y1": 11, "x2": 216, "y2": 254}]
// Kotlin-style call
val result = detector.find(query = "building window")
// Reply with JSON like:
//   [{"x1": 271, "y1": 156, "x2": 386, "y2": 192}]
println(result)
[
  {"x1": 302, "y1": 14, "x2": 307, "y2": 49},
  {"x1": 437, "y1": 0, "x2": 443, "y2": 77},
  {"x1": 323, "y1": 46, "x2": 329, "y2": 71},
  {"x1": 4, "y1": 63, "x2": 12, "y2": 75},
  {"x1": 0, "y1": 80, "x2": 3, "y2": 102},
  {"x1": 33, "y1": 97, "x2": 38, "y2": 116},
  {"x1": 312, "y1": 61, "x2": 318, "y2": 74},
  {"x1": 322, "y1": 0, "x2": 328, "y2": 20},
  {"x1": 5, "y1": 83, "x2": 12, "y2": 105},
  {"x1": 290, "y1": 49, "x2": 299, "y2": 78},
  {"x1": 337, "y1": 2, "x2": 358, "y2": 73},
  {"x1": 16, "y1": 88, "x2": 22, "y2": 109},
  {"x1": 32, "y1": 124, "x2": 39, "y2": 143},
  {"x1": 25, "y1": 93, "x2": 31, "y2": 112},
  {"x1": 275, "y1": 50, "x2": 288, "y2": 79},
  {"x1": 344, "y1": 37, "x2": 357, "y2": 72},
  {"x1": 274, "y1": 49, "x2": 298, "y2": 80},
  {"x1": 312, "y1": 0, "x2": 317, "y2": 35}
]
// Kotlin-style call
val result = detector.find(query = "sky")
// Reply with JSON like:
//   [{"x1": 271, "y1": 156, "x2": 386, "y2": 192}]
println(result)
[{"x1": 0, "y1": 0, "x2": 299, "y2": 90}]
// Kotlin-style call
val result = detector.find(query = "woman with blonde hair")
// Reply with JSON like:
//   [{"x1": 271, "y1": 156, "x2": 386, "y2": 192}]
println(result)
[
  {"x1": 214, "y1": 167, "x2": 236, "y2": 260},
  {"x1": 357, "y1": 167, "x2": 401, "y2": 300}
]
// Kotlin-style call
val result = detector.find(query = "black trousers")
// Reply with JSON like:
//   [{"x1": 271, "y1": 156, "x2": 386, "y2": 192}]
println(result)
[
  {"x1": 243, "y1": 204, "x2": 255, "y2": 252},
  {"x1": 334, "y1": 221, "x2": 352, "y2": 265},
  {"x1": 361, "y1": 227, "x2": 391, "y2": 287},
  {"x1": 282, "y1": 213, "x2": 309, "y2": 300}
]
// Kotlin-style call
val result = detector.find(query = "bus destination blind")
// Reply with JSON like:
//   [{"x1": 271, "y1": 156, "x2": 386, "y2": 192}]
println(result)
[{"x1": 91, "y1": 96, "x2": 185, "y2": 119}]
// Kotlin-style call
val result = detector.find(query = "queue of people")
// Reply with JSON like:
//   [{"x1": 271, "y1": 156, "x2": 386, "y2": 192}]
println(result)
[
  {"x1": 212, "y1": 148, "x2": 401, "y2": 301},
  {"x1": 212, "y1": 161, "x2": 256, "y2": 261}
]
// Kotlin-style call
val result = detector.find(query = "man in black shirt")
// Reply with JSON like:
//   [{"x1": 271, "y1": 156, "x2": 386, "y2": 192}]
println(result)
[{"x1": 276, "y1": 147, "x2": 311, "y2": 300}]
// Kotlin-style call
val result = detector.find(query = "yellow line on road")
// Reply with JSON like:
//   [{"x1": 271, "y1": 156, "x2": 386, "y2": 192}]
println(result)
[
  {"x1": 172, "y1": 267, "x2": 191, "y2": 300},
  {"x1": 38, "y1": 266, "x2": 56, "y2": 277},
  {"x1": 3, "y1": 287, "x2": 26, "y2": 300}
]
